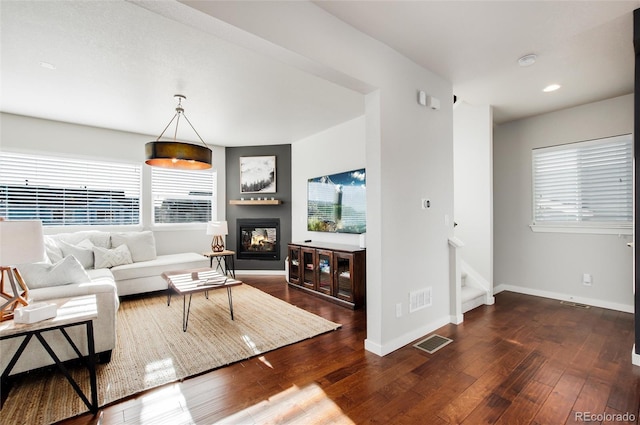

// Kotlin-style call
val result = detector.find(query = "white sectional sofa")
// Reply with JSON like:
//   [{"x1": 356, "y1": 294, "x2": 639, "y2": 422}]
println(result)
[
  {"x1": 42, "y1": 230, "x2": 209, "y2": 296},
  {"x1": 1, "y1": 230, "x2": 208, "y2": 376}
]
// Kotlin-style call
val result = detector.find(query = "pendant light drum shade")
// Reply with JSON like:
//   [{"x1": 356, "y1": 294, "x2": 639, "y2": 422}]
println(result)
[
  {"x1": 145, "y1": 94, "x2": 212, "y2": 170},
  {"x1": 145, "y1": 141, "x2": 212, "y2": 170}
]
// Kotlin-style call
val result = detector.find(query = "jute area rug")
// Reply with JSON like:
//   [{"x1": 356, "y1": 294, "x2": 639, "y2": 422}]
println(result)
[{"x1": 1, "y1": 284, "x2": 341, "y2": 425}]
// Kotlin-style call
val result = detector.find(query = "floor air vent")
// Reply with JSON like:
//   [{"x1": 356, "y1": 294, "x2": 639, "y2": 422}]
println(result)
[
  {"x1": 560, "y1": 300, "x2": 590, "y2": 309},
  {"x1": 413, "y1": 334, "x2": 453, "y2": 354}
]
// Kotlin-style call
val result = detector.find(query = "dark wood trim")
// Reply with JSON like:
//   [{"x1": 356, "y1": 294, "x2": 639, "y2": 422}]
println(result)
[
  {"x1": 287, "y1": 280, "x2": 356, "y2": 309},
  {"x1": 633, "y1": 8, "x2": 640, "y2": 356}
]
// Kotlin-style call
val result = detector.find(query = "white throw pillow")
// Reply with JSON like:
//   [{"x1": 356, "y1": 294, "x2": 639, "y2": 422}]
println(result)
[
  {"x1": 17, "y1": 255, "x2": 91, "y2": 289},
  {"x1": 93, "y1": 244, "x2": 133, "y2": 269},
  {"x1": 43, "y1": 236, "x2": 63, "y2": 264},
  {"x1": 110, "y1": 231, "x2": 157, "y2": 263},
  {"x1": 59, "y1": 239, "x2": 95, "y2": 269}
]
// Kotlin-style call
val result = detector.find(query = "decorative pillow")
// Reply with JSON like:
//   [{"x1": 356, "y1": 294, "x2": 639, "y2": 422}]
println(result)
[
  {"x1": 17, "y1": 255, "x2": 91, "y2": 289},
  {"x1": 110, "y1": 231, "x2": 157, "y2": 263},
  {"x1": 93, "y1": 244, "x2": 133, "y2": 269},
  {"x1": 55, "y1": 231, "x2": 111, "y2": 249},
  {"x1": 59, "y1": 239, "x2": 95, "y2": 269},
  {"x1": 43, "y1": 236, "x2": 63, "y2": 264}
]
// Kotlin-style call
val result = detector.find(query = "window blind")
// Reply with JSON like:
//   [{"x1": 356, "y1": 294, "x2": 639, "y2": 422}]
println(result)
[
  {"x1": 151, "y1": 167, "x2": 216, "y2": 224},
  {"x1": 532, "y1": 134, "x2": 633, "y2": 228},
  {"x1": 0, "y1": 152, "x2": 141, "y2": 226}
]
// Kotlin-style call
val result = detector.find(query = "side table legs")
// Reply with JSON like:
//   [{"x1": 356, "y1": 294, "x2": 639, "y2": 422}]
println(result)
[{"x1": 0, "y1": 320, "x2": 99, "y2": 414}]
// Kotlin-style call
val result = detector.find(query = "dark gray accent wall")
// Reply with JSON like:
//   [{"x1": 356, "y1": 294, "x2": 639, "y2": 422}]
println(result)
[{"x1": 226, "y1": 144, "x2": 291, "y2": 271}]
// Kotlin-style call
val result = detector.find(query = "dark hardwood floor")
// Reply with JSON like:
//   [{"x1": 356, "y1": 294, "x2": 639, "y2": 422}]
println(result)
[{"x1": 61, "y1": 275, "x2": 639, "y2": 425}]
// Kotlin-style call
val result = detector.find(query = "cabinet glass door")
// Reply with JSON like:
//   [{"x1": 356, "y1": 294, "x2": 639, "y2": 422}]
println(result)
[
  {"x1": 301, "y1": 248, "x2": 316, "y2": 289},
  {"x1": 317, "y1": 250, "x2": 333, "y2": 295},
  {"x1": 335, "y1": 253, "x2": 354, "y2": 301},
  {"x1": 288, "y1": 246, "x2": 300, "y2": 284}
]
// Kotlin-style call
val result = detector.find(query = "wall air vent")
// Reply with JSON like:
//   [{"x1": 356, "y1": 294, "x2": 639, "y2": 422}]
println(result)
[{"x1": 409, "y1": 287, "x2": 432, "y2": 313}]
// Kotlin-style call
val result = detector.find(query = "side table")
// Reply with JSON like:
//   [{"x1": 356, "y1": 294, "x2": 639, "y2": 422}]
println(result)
[
  {"x1": 0, "y1": 295, "x2": 99, "y2": 414},
  {"x1": 203, "y1": 250, "x2": 236, "y2": 279}
]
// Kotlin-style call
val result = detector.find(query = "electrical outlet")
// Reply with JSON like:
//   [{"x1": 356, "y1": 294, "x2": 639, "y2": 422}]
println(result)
[
  {"x1": 421, "y1": 199, "x2": 430, "y2": 209},
  {"x1": 583, "y1": 273, "x2": 592, "y2": 286},
  {"x1": 396, "y1": 303, "x2": 402, "y2": 317}
]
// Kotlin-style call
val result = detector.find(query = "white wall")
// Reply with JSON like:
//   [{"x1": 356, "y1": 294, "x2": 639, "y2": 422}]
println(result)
[
  {"x1": 453, "y1": 102, "x2": 493, "y2": 285},
  {"x1": 187, "y1": 1, "x2": 455, "y2": 355},
  {"x1": 493, "y1": 94, "x2": 633, "y2": 312},
  {"x1": 291, "y1": 116, "x2": 366, "y2": 246},
  {"x1": 0, "y1": 112, "x2": 226, "y2": 256}
]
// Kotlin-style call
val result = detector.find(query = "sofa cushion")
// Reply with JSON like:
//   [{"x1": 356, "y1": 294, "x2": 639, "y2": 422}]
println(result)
[
  {"x1": 59, "y1": 239, "x2": 95, "y2": 269},
  {"x1": 17, "y1": 255, "x2": 91, "y2": 289},
  {"x1": 110, "y1": 252, "x2": 207, "y2": 281},
  {"x1": 111, "y1": 231, "x2": 157, "y2": 263},
  {"x1": 93, "y1": 245, "x2": 133, "y2": 269},
  {"x1": 28, "y1": 278, "x2": 117, "y2": 301},
  {"x1": 51, "y1": 231, "x2": 111, "y2": 249}
]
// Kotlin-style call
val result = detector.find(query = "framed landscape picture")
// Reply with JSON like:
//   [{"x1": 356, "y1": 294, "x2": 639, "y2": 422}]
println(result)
[{"x1": 240, "y1": 155, "x2": 276, "y2": 193}]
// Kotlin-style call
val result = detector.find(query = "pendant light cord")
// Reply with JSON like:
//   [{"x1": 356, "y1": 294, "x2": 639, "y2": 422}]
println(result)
[{"x1": 154, "y1": 95, "x2": 207, "y2": 148}]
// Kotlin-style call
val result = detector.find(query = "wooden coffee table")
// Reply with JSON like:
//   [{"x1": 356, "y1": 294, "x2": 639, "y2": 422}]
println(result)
[{"x1": 161, "y1": 268, "x2": 242, "y2": 332}]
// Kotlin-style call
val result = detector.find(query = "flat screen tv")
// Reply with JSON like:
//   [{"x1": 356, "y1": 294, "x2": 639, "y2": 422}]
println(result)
[{"x1": 307, "y1": 168, "x2": 366, "y2": 234}]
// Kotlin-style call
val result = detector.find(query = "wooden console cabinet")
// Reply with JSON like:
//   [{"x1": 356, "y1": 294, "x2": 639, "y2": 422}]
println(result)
[{"x1": 287, "y1": 241, "x2": 365, "y2": 309}]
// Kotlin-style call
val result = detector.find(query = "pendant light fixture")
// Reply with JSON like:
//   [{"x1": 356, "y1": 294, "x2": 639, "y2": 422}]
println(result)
[{"x1": 145, "y1": 94, "x2": 212, "y2": 170}]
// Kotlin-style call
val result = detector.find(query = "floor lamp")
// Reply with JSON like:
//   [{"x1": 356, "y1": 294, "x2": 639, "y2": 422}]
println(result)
[{"x1": 0, "y1": 220, "x2": 46, "y2": 321}]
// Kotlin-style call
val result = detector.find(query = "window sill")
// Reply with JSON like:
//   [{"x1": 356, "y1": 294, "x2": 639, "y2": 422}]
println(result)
[
  {"x1": 151, "y1": 223, "x2": 208, "y2": 232},
  {"x1": 529, "y1": 224, "x2": 632, "y2": 236}
]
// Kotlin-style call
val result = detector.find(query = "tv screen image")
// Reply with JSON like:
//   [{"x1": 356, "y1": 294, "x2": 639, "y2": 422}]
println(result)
[{"x1": 307, "y1": 168, "x2": 366, "y2": 234}]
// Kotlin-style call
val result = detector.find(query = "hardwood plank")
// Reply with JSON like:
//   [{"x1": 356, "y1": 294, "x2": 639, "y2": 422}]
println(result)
[
  {"x1": 531, "y1": 372, "x2": 586, "y2": 425},
  {"x1": 494, "y1": 380, "x2": 553, "y2": 425},
  {"x1": 572, "y1": 376, "x2": 611, "y2": 417}
]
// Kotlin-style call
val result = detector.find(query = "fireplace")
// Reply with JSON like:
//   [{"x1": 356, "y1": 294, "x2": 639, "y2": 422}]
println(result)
[{"x1": 237, "y1": 218, "x2": 280, "y2": 260}]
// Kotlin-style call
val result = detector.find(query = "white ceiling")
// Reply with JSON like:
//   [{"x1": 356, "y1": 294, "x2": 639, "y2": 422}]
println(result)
[
  {"x1": 0, "y1": 0, "x2": 364, "y2": 147},
  {"x1": 315, "y1": 0, "x2": 638, "y2": 123},
  {"x1": 1, "y1": 1, "x2": 638, "y2": 147}
]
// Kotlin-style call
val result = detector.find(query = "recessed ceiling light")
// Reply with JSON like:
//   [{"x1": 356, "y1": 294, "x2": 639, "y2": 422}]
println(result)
[
  {"x1": 543, "y1": 84, "x2": 561, "y2": 92},
  {"x1": 518, "y1": 54, "x2": 537, "y2": 67},
  {"x1": 39, "y1": 61, "x2": 56, "y2": 70}
]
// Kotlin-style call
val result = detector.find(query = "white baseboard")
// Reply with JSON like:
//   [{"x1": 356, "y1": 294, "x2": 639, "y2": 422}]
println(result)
[
  {"x1": 494, "y1": 283, "x2": 633, "y2": 313},
  {"x1": 364, "y1": 339, "x2": 383, "y2": 356},
  {"x1": 633, "y1": 345, "x2": 640, "y2": 367},
  {"x1": 450, "y1": 314, "x2": 464, "y2": 324},
  {"x1": 235, "y1": 270, "x2": 286, "y2": 276},
  {"x1": 364, "y1": 315, "x2": 451, "y2": 357}
]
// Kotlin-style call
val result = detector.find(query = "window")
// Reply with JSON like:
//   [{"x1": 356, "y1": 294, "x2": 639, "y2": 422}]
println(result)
[
  {"x1": 0, "y1": 152, "x2": 141, "y2": 226},
  {"x1": 151, "y1": 167, "x2": 216, "y2": 225},
  {"x1": 531, "y1": 134, "x2": 633, "y2": 233}
]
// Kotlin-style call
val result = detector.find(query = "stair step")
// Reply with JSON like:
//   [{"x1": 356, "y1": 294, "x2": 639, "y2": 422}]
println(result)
[{"x1": 461, "y1": 286, "x2": 485, "y2": 303}]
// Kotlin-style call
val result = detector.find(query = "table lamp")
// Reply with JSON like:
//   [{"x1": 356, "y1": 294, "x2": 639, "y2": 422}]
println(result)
[
  {"x1": 207, "y1": 221, "x2": 228, "y2": 252},
  {"x1": 0, "y1": 219, "x2": 46, "y2": 321}
]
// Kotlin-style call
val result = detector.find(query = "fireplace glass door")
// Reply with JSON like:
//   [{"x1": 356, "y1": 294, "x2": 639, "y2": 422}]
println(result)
[{"x1": 237, "y1": 219, "x2": 280, "y2": 260}]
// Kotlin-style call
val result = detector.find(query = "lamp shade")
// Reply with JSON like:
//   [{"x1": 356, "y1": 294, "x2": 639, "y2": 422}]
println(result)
[
  {"x1": 0, "y1": 220, "x2": 46, "y2": 265},
  {"x1": 145, "y1": 141, "x2": 212, "y2": 170},
  {"x1": 145, "y1": 95, "x2": 213, "y2": 170},
  {"x1": 207, "y1": 221, "x2": 229, "y2": 236}
]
